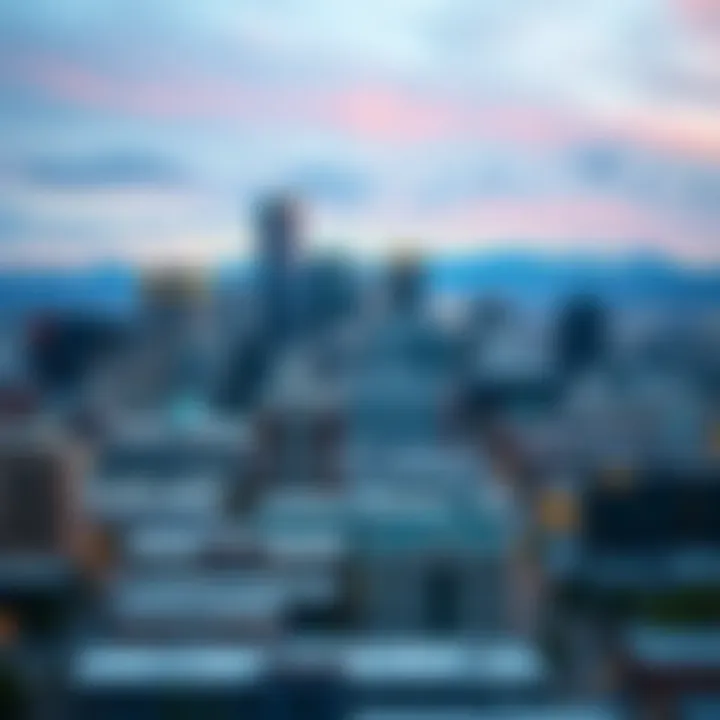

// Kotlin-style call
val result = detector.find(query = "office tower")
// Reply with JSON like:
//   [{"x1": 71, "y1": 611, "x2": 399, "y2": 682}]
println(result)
[
  {"x1": 386, "y1": 251, "x2": 425, "y2": 315},
  {"x1": 348, "y1": 307, "x2": 459, "y2": 452},
  {"x1": 254, "y1": 374, "x2": 344, "y2": 487},
  {"x1": 0, "y1": 656, "x2": 30, "y2": 720},
  {"x1": 26, "y1": 312, "x2": 126, "y2": 397},
  {"x1": 299, "y1": 255, "x2": 357, "y2": 338},
  {"x1": 0, "y1": 429, "x2": 85, "y2": 557},
  {"x1": 620, "y1": 626, "x2": 720, "y2": 718},
  {"x1": 137, "y1": 267, "x2": 212, "y2": 402},
  {"x1": 348, "y1": 486, "x2": 516, "y2": 635},
  {"x1": 256, "y1": 195, "x2": 301, "y2": 348},
  {"x1": 0, "y1": 428, "x2": 88, "y2": 642},
  {"x1": 555, "y1": 294, "x2": 609, "y2": 376},
  {"x1": 141, "y1": 267, "x2": 207, "y2": 331},
  {"x1": 70, "y1": 645, "x2": 268, "y2": 719},
  {"x1": 215, "y1": 328, "x2": 271, "y2": 413}
]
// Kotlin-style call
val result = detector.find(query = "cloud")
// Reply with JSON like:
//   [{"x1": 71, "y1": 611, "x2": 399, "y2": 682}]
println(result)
[
  {"x1": 286, "y1": 164, "x2": 372, "y2": 207},
  {"x1": 0, "y1": 207, "x2": 30, "y2": 241},
  {"x1": 0, "y1": 201, "x2": 107, "y2": 249},
  {"x1": 14, "y1": 150, "x2": 188, "y2": 189},
  {"x1": 674, "y1": 0, "x2": 720, "y2": 29},
  {"x1": 0, "y1": 0, "x2": 719, "y2": 263},
  {"x1": 2, "y1": 52, "x2": 597, "y2": 147}
]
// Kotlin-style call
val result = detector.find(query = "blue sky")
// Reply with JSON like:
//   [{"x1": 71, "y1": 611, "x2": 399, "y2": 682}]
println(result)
[{"x1": 0, "y1": 0, "x2": 719, "y2": 265}]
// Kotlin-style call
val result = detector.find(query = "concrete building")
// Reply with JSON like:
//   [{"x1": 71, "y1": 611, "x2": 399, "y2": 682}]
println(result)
[
  {"x1": 252, "y1": 472, "x2": 518, "y2": 637},
  {"x1": 256, "y1": 196, "x2": 301, "y2": 349},
  {"x1": 69, "y1": 638, "x2": 550, "y2": 719},
  {"x1": 255, "y1": 351, "x2": 345, "y2": 487},
  {"x1": 349, "y1": 483, "x2": 516, "y2": 635}
]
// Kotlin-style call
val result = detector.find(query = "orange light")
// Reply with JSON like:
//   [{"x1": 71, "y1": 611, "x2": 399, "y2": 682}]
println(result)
[
  {"x1": 0, "y1": 610, "x2": 19, "y2": 646},
  {"x1": 602, "y1": 465, "x2": 634, "y2": 491},
  {"x1": 81, "y1": 525, "x2": 116, "y2": 579},
  {"x1": 708, "y1": 425, "x2": 720, "y2": 456},
  {"x1": 539, "y1": 490, "x2": 579, "y2": 532}
]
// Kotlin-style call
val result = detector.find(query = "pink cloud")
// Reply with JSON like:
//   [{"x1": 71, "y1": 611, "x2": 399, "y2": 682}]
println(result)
[
  {"x1": 324, "y1": 86, "x2": 592, "y2": 146},
  {"x1": 452, "y1": 198, "x2": 667, "y2": 243},
  {"x1": 622, "y1": 111, "x2": 720, "y2": 164},
  {"x1": 0, "y1": 52, "x2": 593, "y2": 147},
  {"x1": 675, "y1": 0, "x2": 720, "y2": 28},
  {"x1": 10, "y1": 56, "x2": 254, "y2": 119},
  {"x1": 324, "y1": 85, "x2": 457, "y2": 143},
  {"x1": 342, "y1": 196, "x2": 719, "y2": 260},
  {"x1": 4, "y1": 51, "x2": 720, "y2": 203}
]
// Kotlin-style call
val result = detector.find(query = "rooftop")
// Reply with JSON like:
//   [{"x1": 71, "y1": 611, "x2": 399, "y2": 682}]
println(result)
[{"x1": 71, "y1": 637, "x2": 547, "y2": 689}]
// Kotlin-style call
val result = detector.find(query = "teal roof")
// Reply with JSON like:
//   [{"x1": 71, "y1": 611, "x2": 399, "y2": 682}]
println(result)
[{"x1": 256, "y1": 488, "x2": 513, "y2": 557}]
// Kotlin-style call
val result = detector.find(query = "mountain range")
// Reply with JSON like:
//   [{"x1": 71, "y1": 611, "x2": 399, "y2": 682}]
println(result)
[{"x1": 0, "y1": 253, "x2": 717, "y2": 318}]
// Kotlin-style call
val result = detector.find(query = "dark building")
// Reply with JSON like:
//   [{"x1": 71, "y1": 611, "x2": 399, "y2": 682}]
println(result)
[
  {"x1": 386, "y1": 253, "x2": 425, "y2": 315},
  {"x1": 543, "y1": 468, "x2": 720, "y2": 693},
  {"x1": 26, "y1": 312, "x2": 126, "y2": 396},
  {"x1": 0, "y1": 384, "x2": 39, "y2": 423},
  {"x1": 298, "y1": 256, "x2": 357, "y2": 338},
  {"x1": 256, "y1": 196, "x2": 301, "y2": 348},
  {"x1": 469, "y1": 297, "x2": 512, "y2": 339},
  {"x1": 0, "y1": 431, "x2": 84, "y2": 557},
  {"x1": 266, "y1": 668, "x2": 347, "y2": 720},
  {"x1": 620, "y1": 627, "x2": 720, "y2": 719},
  {"x1": 138, "y1": 268, "x2": 214, "y2": 402},
  {"x1": 256, "y1": 407, "x2": 344, "y2": 488},
  {"x1": 0, "y1": 655, "x2": 31, "y2": 720},
  {"x1": 555, "y1": 295, "x2": 609, "y2": 376},
  {"x1": 0, "y1": 430, "x2": 87, "y2": 641},
  {"x1": 549, "y1": 469, "x2": 720, "y2": 631},
  {"x1": 582, "y1": 470, "x2": 720, "y2": 559},
  {"x1": 214, "y1": 329, "x2": 271, "y2": 413}
]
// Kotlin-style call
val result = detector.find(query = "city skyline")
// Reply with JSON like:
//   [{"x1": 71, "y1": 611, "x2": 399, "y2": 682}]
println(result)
[{"x1": 0, "y1": 0, "x2": 719, "y2": 265}]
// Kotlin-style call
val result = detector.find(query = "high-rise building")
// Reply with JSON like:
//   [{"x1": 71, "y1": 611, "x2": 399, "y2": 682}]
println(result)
[
  {"x1": 386, "y1": 251, "x2": 425, "y2": 315},
  {"x1": 214, "y1": 328, "x2": 271, "y2": 413},
  {"x1": 555, "y1": 294, "x2": 609, "y2": 376},
  {"x1": 137, "y1": 267, "x2": 213, "y2": 402},
  {"x1": 256, "y1": 195, "x2": 301, "y2": 347},
  {"x1": 254, "y1": 352, "x2": 344, "y2": 487},
  {"x1": 26, "y1": 312, "x2": 126, "y2": 397},
  {"x1": 298, "y1": 255, "x2": 357, "y2": 338},
  {"x1": 0, "y1": 428, "x2": 85, "y2": 557},
  {"x1": 0, "y1": 427, "x2": 88, "y2": 641}
]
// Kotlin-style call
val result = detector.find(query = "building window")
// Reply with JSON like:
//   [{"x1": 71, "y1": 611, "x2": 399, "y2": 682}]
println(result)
[{"x1": 424, "y1": 562, "x2": 461, "y2": 634}]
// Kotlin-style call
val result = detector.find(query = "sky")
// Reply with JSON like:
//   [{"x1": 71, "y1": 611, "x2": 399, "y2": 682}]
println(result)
[{"x1": 0, "y1": 0, "x2": 719, "y2": 266}]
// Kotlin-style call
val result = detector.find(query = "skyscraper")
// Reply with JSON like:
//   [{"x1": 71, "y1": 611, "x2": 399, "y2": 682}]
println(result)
[
  {"x1": 256, "y1": 195, "x2": 300, "y2": 348},
  {"x1": 298, "y1": 254, "x2": 357, "y2": 338},
  {"x1": 0, "y1": 428, "x2": 85, "y2": 558},
  {"x1": 555, "y1": 294, "x2": 609, "y2": 376},
  {"x1": 386, "y1": 250, "x2": 425, "y2": 315},
  {"x1": 0, "y1": 427, "x2": 88, "y2": 642}
]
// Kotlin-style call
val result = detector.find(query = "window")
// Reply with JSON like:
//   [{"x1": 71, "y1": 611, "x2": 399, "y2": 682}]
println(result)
[{"x1": 424, "y1": 562, "x2": 461, "y2": 634}]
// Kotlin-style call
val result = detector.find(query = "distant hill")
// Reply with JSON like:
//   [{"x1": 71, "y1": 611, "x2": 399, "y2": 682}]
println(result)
[
  {"x1": 0, "y1": 264, "x2": 139, "y2": 320},
  {"x1": 428, "y1": 252, "x2": 720, "y2": 309},
  {"x1": 0, "y1": 253, "x2": 718, "y2": 318}
]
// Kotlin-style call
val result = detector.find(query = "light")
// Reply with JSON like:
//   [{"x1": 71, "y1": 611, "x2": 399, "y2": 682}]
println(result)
[
  {"x1": 601, "y1": 465, "x2": 634, "y2": 491},
  {"x1": 0, "y1": 611, "x2": 19, "y2": 646},
  {"x1": 708, "y1": 424, "x2": 720, "y2": 456},
  {"x1": 538, "y1": 489, "x2": 579, "y2": 533},
  {"x1": 143, "y1": 267, "x2": 208, "y2": 308},
  {"x1": 81, "y1": 524, "x2": 117, "y2": 579}
]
